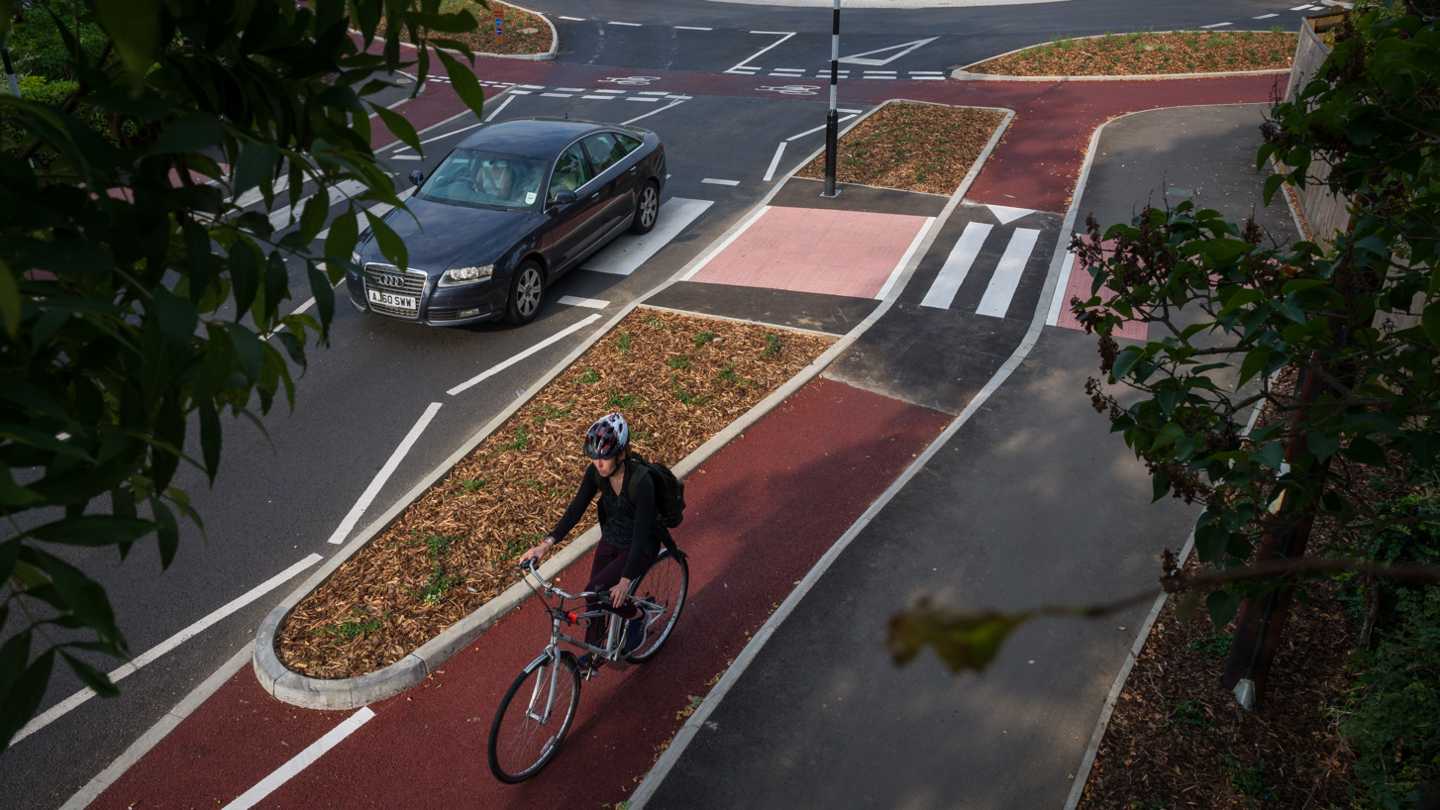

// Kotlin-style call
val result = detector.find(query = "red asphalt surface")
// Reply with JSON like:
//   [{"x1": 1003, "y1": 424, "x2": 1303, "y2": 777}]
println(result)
[{"x1": 90, "y1": 379, "x2": 951, "y2": 809}]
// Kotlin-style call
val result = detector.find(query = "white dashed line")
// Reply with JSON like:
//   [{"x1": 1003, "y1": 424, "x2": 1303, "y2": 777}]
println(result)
[
  {"x1": 541, "y1": 92, "x2": 573, "y2": 97},
  {"x1": 674, "y1": 25, "x2": 713, "y2": 30},
  {"x1": 1254, "y1": 12, "x2": 1279, "y2": 17},
  {"x1": 508, "y1": 89, "x2": 531, "y2": 95},
  {"x1": 559, "y1": 15, "x2": 584, "y2": 20},
  {"x1": 519, "y1": 84, "x2": 545, "y2": 90},
  {"x1": 626, "y1": 96, "x2": 661, "y2": 102},
  {"x1": 223, "y1": 709, "x2": 376, "y2": 810},
  {"x1": 1200, "y1": 21, "x2": 1233, "y2": 28},
  {"x1": 327, "y1": 403, "x2": 444, "y2": 544},
  {"x1": 486, "y1": 93, "x2": 515, "y2": 121},
  {"x1": 448, "y1": 315, "x2": 603, "y2": 396},
  {"x1": 702, "y1": 178, "x2": 740, "y2": 186},
  {"x1": 555, "y1": 87, "x2": 586, "y2": 92},
  {"x1": 608, "y1": 21, "x2": 642, "y2": 26},
  {"x1": 763, "y1": 142, "x2": 787, "y2": 182},
  {"x1": 638, "y1": 91, "x2": 668, "y2": 95},
  {"x1": 583, "y1": 95, "x2": 616, "y2": 100},
  {"x1": 558, "y1": 296, "x2": 611, "y2": 309},
  {"x1": 594, "y1": 89, "x2": 626, "y2": 94}
]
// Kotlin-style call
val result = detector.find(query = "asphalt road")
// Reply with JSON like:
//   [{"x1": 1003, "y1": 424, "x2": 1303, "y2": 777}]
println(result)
[{"x1": 2, "y1": 0, "x2": 1313, "y2": 804}]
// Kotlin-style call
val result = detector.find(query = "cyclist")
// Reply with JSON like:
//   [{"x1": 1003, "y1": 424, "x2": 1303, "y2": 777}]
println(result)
[{"x1": 518, "y1": 413, "x2": 670, "y2": 674}]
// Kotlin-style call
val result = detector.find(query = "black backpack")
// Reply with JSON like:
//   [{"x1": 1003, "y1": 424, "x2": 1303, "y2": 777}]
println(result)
[{"x1": 625, "y1": 453, "x2": 686, "y2": 528}]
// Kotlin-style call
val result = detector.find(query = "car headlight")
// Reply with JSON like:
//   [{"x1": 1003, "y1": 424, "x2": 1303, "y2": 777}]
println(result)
[
  {"x1": 350, "y1": 250, "x2": 362, "y2": 266},
  {"x1": 439, "y1": 265, "x2": 494, "y2": 287}
]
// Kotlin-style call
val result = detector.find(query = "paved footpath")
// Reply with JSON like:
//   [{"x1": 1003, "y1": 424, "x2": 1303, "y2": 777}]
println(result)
[{"x1": 72, "y1": 62, "x2": 1284, "y2": 809}]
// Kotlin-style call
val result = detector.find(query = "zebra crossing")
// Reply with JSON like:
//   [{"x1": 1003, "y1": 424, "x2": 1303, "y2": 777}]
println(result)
[
  {"x1": 905, "y1": 202, "x2": 1063, "y2": 321},
  {"x1": 727, "y1": 66, "x2": 947, "y2": 81}
]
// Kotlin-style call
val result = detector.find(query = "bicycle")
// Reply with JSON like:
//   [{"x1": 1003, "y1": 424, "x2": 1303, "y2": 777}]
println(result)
[{"x1": 487, "y1": 547, "x2": 689, "y2": 783}]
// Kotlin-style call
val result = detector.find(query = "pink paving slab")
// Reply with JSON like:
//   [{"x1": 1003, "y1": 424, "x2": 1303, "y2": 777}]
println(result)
[
  {"x1": 689, "y1": 206, "x2": 930, "y2": 299},
  {"x1": 1053, "y1": 241, "x2": 1149, "y2": 341}
]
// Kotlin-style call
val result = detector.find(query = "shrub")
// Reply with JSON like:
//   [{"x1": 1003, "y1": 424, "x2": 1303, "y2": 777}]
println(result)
[{"x1": 6, "y1": 1, "x2": 109, "y2": 82}]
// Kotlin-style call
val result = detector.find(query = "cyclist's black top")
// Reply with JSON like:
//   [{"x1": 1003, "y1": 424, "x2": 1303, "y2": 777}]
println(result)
[{"x1": 549, "y1": 461, "x2": 665, "y2": 580}]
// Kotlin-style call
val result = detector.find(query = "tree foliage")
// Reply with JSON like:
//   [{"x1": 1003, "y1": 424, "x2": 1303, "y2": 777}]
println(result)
[{"x1": 0, "y1": 0, "x2": 487, "y2": 751}]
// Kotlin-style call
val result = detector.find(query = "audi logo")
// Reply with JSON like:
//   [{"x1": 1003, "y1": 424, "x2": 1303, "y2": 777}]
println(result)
[{"x1": 372, "y1": 273, "x2": 408, "y2": 289}]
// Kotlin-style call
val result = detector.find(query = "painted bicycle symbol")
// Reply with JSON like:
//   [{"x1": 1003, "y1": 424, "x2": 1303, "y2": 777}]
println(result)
[
  {"x1": 757, "y1": 85, "x2": 819, "y2": 96},
  {"x1": 598, "y1": 75, "x2": 661, "y2": 86}
]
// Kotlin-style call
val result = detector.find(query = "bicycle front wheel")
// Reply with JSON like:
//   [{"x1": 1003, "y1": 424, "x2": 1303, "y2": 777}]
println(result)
[
  {"x1": 487, "y1": 651, "x2": 582, "y2": 783},
  {"x1": 625, "y1": 550, "x2": 689, "y2": 664}
]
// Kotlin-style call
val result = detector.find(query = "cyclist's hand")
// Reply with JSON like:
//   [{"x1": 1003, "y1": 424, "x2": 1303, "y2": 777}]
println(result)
[
  {"x1": 608, "y1": 577, "x2": 632, "y2": 607},
  {"x1": 518, "y1": 545, "x2": 546, "y2": 566}
]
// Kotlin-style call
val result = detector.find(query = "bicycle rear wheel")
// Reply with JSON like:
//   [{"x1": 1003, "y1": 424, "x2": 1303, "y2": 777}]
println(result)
[
  {"x1": 487, "y1": 651, "x2": 581, "y2": 783},
  {"x1": 625, "y1": 550, "x2": 689, "y2": 664}
]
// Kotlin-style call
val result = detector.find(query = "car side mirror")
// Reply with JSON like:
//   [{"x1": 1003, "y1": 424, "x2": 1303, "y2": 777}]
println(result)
[
  {"x1": 409, "y1": 170, "x2": 425, "y2": 187},
  {"x1": 549, "y1": 189, "x2": 577, "y2": 207}
]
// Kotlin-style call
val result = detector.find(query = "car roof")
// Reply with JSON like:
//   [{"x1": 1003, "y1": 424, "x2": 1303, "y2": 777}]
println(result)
[{"x1": 456, "y1": 118, "x2": 625, "y2": 157}]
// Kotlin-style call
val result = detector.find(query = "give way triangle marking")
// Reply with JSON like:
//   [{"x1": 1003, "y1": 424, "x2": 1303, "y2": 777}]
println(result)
[
  {"x1": 837, "y1": 37, "x2": 939, "y2": 66},
  {"x1": 986, "y1": 203, "x2": 1034, "y2": 225}
]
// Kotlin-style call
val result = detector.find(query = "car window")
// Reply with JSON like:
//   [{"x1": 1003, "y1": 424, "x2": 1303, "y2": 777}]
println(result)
[
  {"x1": 615, "y1": 133, "x2": 642, "y2": 154},
  {"x1": 419, "y1": 149, "x2": 544, "y2": 209},
  {"x1": 549, "y1": 143, "x2": 594, "y2": 199},
  {"x1": 582, "y1": 133, "x2": 628, "y2": 173}
]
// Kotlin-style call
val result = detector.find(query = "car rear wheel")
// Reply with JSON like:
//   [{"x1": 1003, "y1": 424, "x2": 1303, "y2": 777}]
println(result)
[
  {"x1": 630, "y1": 181, "x2": 659, "y2": 235},
  {"x1": 505, "y1": 261, "x2": 545, "y2": 324}
]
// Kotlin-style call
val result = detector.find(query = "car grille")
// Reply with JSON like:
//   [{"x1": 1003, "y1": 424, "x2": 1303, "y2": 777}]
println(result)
[
  {"x1": 427, "y1": 307, "x2": 467, "y2": 323},
  {"x1": 363, "y1": 264, "x2": 427, "y2": 319}
]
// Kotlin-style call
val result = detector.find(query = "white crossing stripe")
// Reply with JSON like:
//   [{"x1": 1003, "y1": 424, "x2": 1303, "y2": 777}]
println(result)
[
  {"x1": 541, "y1": 92, "x2": 573, "y2": 97},
  {"x1": 1046, "y1": 247, "x2": 1079, "y2": 326},
  {"x1": 976, "y1": 228, "x2": 1040, "y2": 318},
  {"x1": 558, "y1": 295, "x2": 611, "y2": 309},
  {"x1": 583, "y1": 95, "x2": 617, "y2": 100},
  {"x1": 626, "y1": 96, "x2": 661, "y2": 102},
  {"x1": 702, "y1": 178, "x2": 740, "y2": 186},
  {"x1": 584, "y1": 197, "x2": 713, "y2": 276},
  {"x1": 920, "y1": 222, "x2": 992, "y2": 309},
  {"x1": 1254, "y1": 13, "x2": 1279, "y2": 18}
]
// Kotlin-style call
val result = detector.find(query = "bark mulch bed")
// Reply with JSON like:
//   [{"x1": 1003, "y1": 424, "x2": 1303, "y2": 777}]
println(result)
[
  {"x1": 1077, "y1": 368, "x2": 1422, "y2": 809},
  {"x1": 971, "y1": 30, "x2": 1296, "y2": 77},
  {"x1": 796, "y1": 102, "x2": 1007, "y2": 196},
  {"x1": 276, "y1": 308, "x2": 833, "y2": 679},
  {"x1": 376, "y1": 0, "x2": 552, "y2": 57}
]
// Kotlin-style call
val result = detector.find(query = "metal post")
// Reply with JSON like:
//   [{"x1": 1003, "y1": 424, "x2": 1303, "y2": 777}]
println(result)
[
  {"x1": 2, "y1": 36, "x2": 20, "y2": 97},
  {"x1": 495, "y1": 2, "x2": 505, "y2": 46},
  {"x1": 821, "y1": 0, "x2": 840, "y2": 197}
]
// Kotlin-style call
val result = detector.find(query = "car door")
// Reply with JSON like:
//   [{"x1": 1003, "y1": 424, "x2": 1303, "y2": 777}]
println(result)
[
  {"x1": 540, "y1": 141, "x2": 606, "y2": 274},
  {"x1": 580, "y1": 132, "x2": 638, "y2": 241}
]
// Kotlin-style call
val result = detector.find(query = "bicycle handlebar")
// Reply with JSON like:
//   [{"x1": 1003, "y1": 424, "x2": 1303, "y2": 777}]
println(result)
[{"x1": 519, "y1": 556, "x2": 615, "y2": 604}]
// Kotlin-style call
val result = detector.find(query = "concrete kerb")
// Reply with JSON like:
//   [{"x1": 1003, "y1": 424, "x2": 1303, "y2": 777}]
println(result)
[
  {"x1": 627, "y1": 104, "x2": 1017, "y2": 810},
  {"x1": 353, "y1": 1, "x2": 558, "y2": 62},
  {"x1": 253, "y1": 98, "x2": 1015, "y2": 712},
  {"x1": 952, "y1": 30, "x2": 1296, "y2": 82}
]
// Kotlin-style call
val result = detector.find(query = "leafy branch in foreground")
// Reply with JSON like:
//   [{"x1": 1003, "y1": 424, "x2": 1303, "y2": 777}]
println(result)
[{"x1": 0, "y1": 0, "x2": 485, "y2": 751}]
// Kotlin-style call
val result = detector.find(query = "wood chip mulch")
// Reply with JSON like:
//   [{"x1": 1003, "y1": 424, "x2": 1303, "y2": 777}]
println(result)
[
  {"x1": 1077, "y1": 367, "x2": 1423, "y2": 808},
  {"x1": 276, "y1": 308, "x2": 833, "y2": 679},
  {"x1": 795, "y1": 102, "x2": 1007, "y2": 196},
  {"x1": 972, "y1": 31, "x2": 1296, "y2": 77},
  {"x1": 375, "y1": 1, "x2": 552, "y2": 57}
]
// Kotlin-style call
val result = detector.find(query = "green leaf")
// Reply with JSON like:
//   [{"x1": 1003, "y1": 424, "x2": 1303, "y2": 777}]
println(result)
[
  {"x1": 32, "y1": 549, "x2": 121, "y2": 647},
  {"x1": 1307, "y1": 434, "x2": 1341, "y2": 461},
  {"x1": 180, "y1": 217, "x2": 214, "y2": 304},
  {"x1": 1421, "y1": 300, "x2": 1440, "y2": 352},
  {"x1": 0, "y1": 259, "x2": 19, "y2": 339},
  {"x1": 1205, "y1": 589, "x2": 1242, "y2": 630},
  {"x1": 146, "y1": 114, "x2": 223, "y2": 156},
  {"x1": 27, "y1": 516, "x2": 156, "y2": 547},
  {"x1": 887, "y1": 599, "x2": 1029, "y2": 674},
  {"x1": 263, "y1": 251, "x2": 289, "y2": 324},
  {"x1": 59, "y1": 652, "x2": 119, "y2": 700},
  {"x1": 1342, "y1": 436, "x2": 1389, "y2": 467},
  {"x1": 1237, "y1": 347, "x2": 1272, "y2": 388},
  {"x1": 233, "y1": 143, "x2": 279, "y2": 199},
  {"x1": 151, "y1": 290, "x2": 198, "y2": 359},
  {"x1": 198, "y1": 398, "x2": 221, "y2": 484},
  {"x1": 151, "y1": 498, "x2": 179, "y2": 570},
  {"x1": 307, "y1": 261, "x2": 336, "y2": 330},
  {"x1": 299, "y1": 192, "x2": 330, "y2": 243},
  {"x1": 324, "y1": 208, "x2": 359, "y2": 263},
  {"x1": 95, "y1": 0, "x2": 162, "y2": 90},
  {"x1": 369, "y1": 102, "x2": 423, "y2": 156},
  {"x1": 0, "y1": 649, "x2": 54, "y2": 749},
  {"x1": 432, "y1": 49, "x2": 487, "y2": 120},
  {"x1": 364, "y1": 209, "x2": 408, "y2": 269},
  {"x1": 229, "y1": 242, "x2": 260, "y2": 320},
  {"x1": 1152, "y1": 421, "x2": 1186, "y2": 451},
  {"x1": 1110, "y1": 347, "x2": 1142, "y2": 382}
]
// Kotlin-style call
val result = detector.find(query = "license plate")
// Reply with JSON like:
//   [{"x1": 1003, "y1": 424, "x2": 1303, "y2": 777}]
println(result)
[{"x1": 368, "y1": 288, "x2": 418, "y2": 311}]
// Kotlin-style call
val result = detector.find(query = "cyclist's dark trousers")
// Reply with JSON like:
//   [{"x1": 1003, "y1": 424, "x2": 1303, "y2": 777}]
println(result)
[{"x1": 584, "y1": 540, "x2": 655, "y2": 647}]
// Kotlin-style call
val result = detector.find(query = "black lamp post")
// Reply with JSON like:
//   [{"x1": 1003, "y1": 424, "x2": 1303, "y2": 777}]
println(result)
[{"x1": 821, "y1": 0, "x2": 840, "y2": 198}]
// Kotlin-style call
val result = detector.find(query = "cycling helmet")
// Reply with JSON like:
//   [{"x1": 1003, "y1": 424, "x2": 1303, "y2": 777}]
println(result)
[{"x1": 584, "y1": 413, "x2": 629, "y2": 460}]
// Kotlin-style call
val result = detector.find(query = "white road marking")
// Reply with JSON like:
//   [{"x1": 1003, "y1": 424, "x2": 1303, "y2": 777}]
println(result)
[
  {"x1": 558, "y1": 295, "x2": 610, "y2": 308},
  {"x1": 681, "y1": 205, "x2": 769, "y2": 281},
  {"x1": 1046, "y1": 247, "x2": 1078, "y2": 326},
  {"x1": 626, "y1": 96, "x2": 661, "y2": 102},
  {"x1": 542, "y1": 92, "x2": 573, "y2": 97},
  {"x1": 559, "y1": 15, "x2": 584, "y2": 20},
  {"x1": 911, "y1": 76, "x2": 946, "y2": 81},
  {"x1": 395, "y1": 118, "x2": 487, "y2": 154},
  {"x1": 223, "y1": 708, "x2": 376, "y2": 810},
  {"x1": 675, "y1": 25, "x2": 713, "y2": 30},
  {"x1": 726, "y1": 31, "x2": 797, "y2": 74},
  {"x1": 976, "y1": 227, "x2": 1041, "y2": 318},
  {"x1": 317, "y1": 188, "x2": 414, "y2": 240},
  {"x1": 594, "y1": 89, "x2": 626, "y2": 94},
  {"x1": 622, "y1": 97, "x2": 689, "y2": 126},
  {"x1": 785, "y1": 115, "x2": 856, "y2": 142},
  {"x1": 583, "y1": 95, "x2": 617, "y2": 100},
  {"x1": 875, "y1": 216, "x2": 937, "y2": 300},
  {"x1": 1254, "y1": 12, "x2": 1279, "y2": 17},
  {"x1": 448, "y1": 315, "x2": 604, "y2": 396},
  {"x1": 508, "y1": 89, "x2": 532, "y2": 95},
  {"x1": 583, "y1": 197, "x2": 713, "y2": 276},
  {"x1": 920, "y1": 222, "x2": 992, "y2": 309},
  {"x1": 9, "y1": 554, "x2": 324, "y2": 747},
  {"x1": 1201, "y1": 21, "x2": 1233, "y2": 28},
  {"x1": 763, "y1": 142, "x2": 787, "y2": 182},
  {"x1": 986, "y1": 203, "x2": 1033, "y2": 225},
  {"x1": 638, "y1": 90, "x2": 669, "y2": 95},
  {"x1": 555, "y1": 87, "x2": 586, "y2": 92},
  {"x1": 268, "y1": 179, "x2": 367, "y2": 230},
  {"x1": 519, "y1": 84, "x2": 545, "y2": 90},
  {"x1": 609, "y1": 21, "x2": 642, "y2": 26},
  {"x1": 486, "y1": 93, "x2": 516, "y2": 121},
  {"x1": 326, "y1": 402, "x2": 444, "y2": 544},
  {"x1": 839, "y1": 37, "x2": 938, "y2": 66},
  {"x1": 391, "y1": 154, "x2": 422, "y2": 160},
  {"x1": 702, "y1": 178, "x2": 740, "y2": 186},
  {"x1": 1289, "y1": 3, "x2": 1314, "y2": 8}
]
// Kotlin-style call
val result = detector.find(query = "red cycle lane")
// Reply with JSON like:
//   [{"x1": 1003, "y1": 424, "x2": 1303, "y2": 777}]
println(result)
[{"x1": 89, "y1": 378, "x2": 951, "y2": 809}]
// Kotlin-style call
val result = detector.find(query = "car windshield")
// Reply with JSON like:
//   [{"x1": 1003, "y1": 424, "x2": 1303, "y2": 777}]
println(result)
[{"x1": 419, "y1": 149, "x2": 545, "y2": 209}]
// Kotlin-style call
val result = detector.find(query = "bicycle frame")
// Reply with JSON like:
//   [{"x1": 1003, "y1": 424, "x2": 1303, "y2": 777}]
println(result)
[{"x1": 520, "y1": 563, "x2": 666, "y2": 673}]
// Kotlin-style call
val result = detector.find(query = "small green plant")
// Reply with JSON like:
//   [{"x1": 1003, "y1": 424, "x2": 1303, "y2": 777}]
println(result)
[
  {"x1": 534, "y1": 401, "x2": 573, "y2": 424},
  {"x1": 578, "y1": 366, "x2": 601, "y2": 384},
  {"x1": 1224, "y1": 756, "x2": 1275, "y2": 807},
  {"x1": 414, "y1": 569, "x2": 463, "y2": 605},
  {"x1": 1187, "y1": 632, "x2": 1232, "y2": 659},
  {"x1": 518, "y1": 478, "x2": 568, "y2": 498},
  {"x1": 1162, "y1": 699, "x2": 1212, "y2": 731},
  {"x1": 671, "y1": 376, "x2": 710, "y2": 406},
  {"x1": 1369, "y1": 471, "x2": 1395, "y2": 492},
  {"x1": 501, "y1": 533, "x2": 539, "y2": 560},
  {"x1": 607, "y1": 389, "x2": 642, "y2": 410},
  {"x1": 692, "y1": 331, "x2": 717, "y2": 348},
  {"x1": 616, "y1": 330, "x2": 634, "y2": 354},
  {"x1": 714, "y1": 364, "x2": 749, "y2": 387},
  {"x1": 915, "y1": 172, "x2": 927, "y2": 182},
  {"x1": 1271, "y1": 23, "x2": 1284, "y2": 35},
  {"x1": 313, "y1": 607, "x2": 385, "y2": 642},
  {"x1": 500, "y1": 425, "x2": 529, "y2": 452},
  {"x1": 643, "y1": 316, "x2": 669, "y2": 329},
  {"x1": 1126, "y1": 800, "x2": 1167, "y2": 810},
  {"x1": 667, "y1": 355, "x2": 692, "y2": 370},
  {"x1": 458, "y1": 477, "x2": 490, "y2": 493},
  {"x1": 631, "y1": 430, "x2": 656, "y2": 442},
  {"x1": 762, "y1": 334, "x2": 782, "y2": 358}
]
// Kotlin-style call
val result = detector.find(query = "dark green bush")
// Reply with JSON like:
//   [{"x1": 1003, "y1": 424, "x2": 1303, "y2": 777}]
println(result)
[{"x1": 5, "y1": 1, "x2": 109, "y2": 82}]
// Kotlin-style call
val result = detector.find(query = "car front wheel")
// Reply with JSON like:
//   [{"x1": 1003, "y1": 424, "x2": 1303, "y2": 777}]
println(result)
[
  {"x1": 630, "y1": 181, "x2": 659, "y2": 235},
  {"x1": 505, "y1": 261, "x2": 545, "y2": 324}
]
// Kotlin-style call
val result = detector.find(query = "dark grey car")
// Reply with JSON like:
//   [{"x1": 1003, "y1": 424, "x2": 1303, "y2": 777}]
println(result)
[{"x1": 347, "y1": 117, "x2": 667, "y2": 326}]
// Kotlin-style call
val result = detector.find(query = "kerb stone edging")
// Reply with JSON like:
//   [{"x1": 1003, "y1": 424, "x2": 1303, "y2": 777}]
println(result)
[
  {"x1": 254, "y1": 98, "x2": 1016, "y2": 711},
  {"x1": 952, "y1": 30, "x2": 1296, "y2": 82}
]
